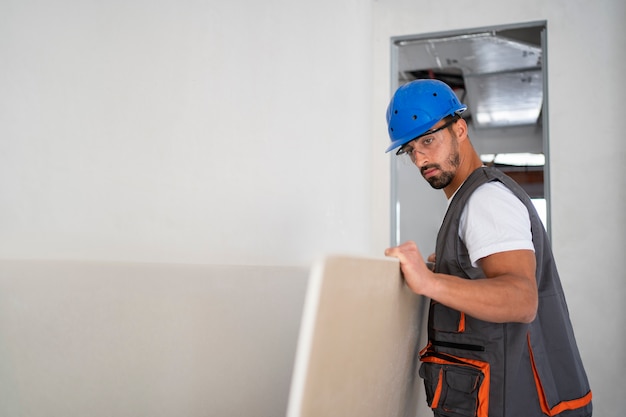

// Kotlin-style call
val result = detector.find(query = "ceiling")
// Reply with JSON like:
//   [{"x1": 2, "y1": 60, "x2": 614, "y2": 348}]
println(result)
[{"x1": 395, "y1": 27, "x2": 544, "y2": 130}]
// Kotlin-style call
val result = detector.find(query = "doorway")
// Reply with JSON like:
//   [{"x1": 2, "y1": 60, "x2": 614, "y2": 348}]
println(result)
[{"x1": 390, "y1": 21, "x2": 549, "y2": 250}]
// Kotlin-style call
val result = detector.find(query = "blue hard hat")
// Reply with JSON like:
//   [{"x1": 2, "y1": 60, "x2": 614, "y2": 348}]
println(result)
[{"x1": 385, "y1": 79, "x2": 467, "y2": 153}]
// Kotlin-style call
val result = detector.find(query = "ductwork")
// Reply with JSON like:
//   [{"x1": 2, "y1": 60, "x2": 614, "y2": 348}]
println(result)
[{"x1": 395, "y1": 31, "x2": 543, "y2": 130}]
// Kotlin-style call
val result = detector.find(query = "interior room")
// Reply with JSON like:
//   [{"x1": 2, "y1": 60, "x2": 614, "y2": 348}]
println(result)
[{"x1": 1, "y1": 0, "x2": 624, "y2": 416}]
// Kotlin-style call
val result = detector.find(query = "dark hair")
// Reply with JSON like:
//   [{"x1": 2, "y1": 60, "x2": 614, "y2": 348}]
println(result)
[{"x1": 442, "y1": 114, "x2": 461, "y2": 131}]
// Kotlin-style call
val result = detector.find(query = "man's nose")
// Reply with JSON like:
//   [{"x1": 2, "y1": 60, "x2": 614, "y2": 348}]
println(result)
[{"x1": 411, "y1": 149, "x2": 427, "y2": 167}]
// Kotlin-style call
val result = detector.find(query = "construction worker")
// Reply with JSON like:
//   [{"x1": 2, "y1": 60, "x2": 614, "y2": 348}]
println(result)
[{"x1": 384, "y1": 79, "x2": 592, "y2": 417}]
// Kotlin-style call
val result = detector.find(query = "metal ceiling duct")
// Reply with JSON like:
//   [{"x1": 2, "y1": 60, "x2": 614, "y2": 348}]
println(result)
[{"x1": 396, "y1": 32, "x2": 543, "y2": 129}]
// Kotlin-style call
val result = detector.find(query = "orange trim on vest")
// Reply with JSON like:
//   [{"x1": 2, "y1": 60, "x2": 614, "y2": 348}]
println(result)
[
  {"x1": 527, "y1": 334, "x2": 592, "y2": 416},
  {"x1": 458, "y1": 312, "x2": 466, "y2": 332},
  {"x1": 431, "y1": 368, "x2": 444, "y2": 409}
]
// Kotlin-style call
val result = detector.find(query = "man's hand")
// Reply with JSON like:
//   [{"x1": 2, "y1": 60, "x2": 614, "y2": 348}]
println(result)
[
  {"x1": 426, "y1": 253, "x2": 436, "y2": 271},
  {"x1": 384, "y1": 241, "x2": 436, "y2": 295}
]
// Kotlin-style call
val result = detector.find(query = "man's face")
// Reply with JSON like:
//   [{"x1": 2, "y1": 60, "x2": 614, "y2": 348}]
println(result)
[
  {"x1": 420, "y1": 138, "x2": 460, "y2": 189},
  {"x1": 400, "y1": 119, "x2": 460, "y2": 189}
]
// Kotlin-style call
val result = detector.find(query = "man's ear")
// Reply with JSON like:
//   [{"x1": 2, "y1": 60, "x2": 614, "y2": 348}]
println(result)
[{"x1": 454, "y1": 118, "x2": 469, "y2": 142}]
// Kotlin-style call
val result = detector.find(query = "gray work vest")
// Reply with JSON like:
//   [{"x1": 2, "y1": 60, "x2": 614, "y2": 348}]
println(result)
[{"x1": 419, "y1": 167, "x2": 592, "y2": 417}]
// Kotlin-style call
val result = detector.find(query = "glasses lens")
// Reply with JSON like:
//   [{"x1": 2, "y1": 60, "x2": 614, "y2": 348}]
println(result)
[
  {"x1": 397, "y1": 143, "x2": 412, "y2": 156},
  {"x1": 395, "y1": 116, "x2": 459, "y2": 158}
]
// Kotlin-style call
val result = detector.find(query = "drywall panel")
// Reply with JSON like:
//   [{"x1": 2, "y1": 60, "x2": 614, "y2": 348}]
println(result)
[{"x1": 287, "y1": 255, "x2": 427, "y2": 417}]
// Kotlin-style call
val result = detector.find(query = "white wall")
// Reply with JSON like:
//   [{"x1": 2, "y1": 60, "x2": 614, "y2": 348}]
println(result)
[
  {"x1": 372, "y1": 1, "x2": 626, "y2": 416},
  {"x1": 0, "y1": 0, "x2": 374, "y2": 266}
]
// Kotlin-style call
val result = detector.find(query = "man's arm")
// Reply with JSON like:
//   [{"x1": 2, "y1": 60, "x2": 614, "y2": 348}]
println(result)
[{"x1": 385, "y1": 241, "x2": 538, "y2": 323}]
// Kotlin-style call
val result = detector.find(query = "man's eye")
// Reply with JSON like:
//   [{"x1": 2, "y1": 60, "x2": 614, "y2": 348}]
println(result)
[{"x1": 422, "y1": 137, "x2": 434, "y2": 145}]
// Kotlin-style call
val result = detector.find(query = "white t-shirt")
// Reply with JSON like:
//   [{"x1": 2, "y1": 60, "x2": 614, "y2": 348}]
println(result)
[{"x1": 455, "y1": 181, "x2": 534, "y2": 267}]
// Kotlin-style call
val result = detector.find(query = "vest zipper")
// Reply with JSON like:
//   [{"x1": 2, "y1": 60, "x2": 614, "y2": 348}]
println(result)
[{"x1": 432, "y1": 339, "x2": 485, "y2": 352}]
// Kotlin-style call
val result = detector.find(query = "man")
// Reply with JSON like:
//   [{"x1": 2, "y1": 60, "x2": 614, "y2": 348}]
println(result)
[{"x1": 383, "y1": 79, "x2": 592, "y2": 417}]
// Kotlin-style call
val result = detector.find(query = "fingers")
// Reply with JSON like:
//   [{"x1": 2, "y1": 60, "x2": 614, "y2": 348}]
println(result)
[
  {"x1": 385, "y1": 244, "x2": 404, "y2": 259},
  {"x1": 384, "y1": 241, "x2": 431, "y2": 295},
  {"x1": 385, "y1": 242, "x2": 434, "y2": 271},
  {"x1": 385, "y1": 241, "x2": 422, "y2": 264}
]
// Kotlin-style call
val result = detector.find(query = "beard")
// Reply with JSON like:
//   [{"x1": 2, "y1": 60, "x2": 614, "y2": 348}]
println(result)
[
  {"x1": 423, "y1": 167, "x2": 454, "y2": 189},
  {"x1": 421, "y1": 149, "x2": 460, "y2": 189}
]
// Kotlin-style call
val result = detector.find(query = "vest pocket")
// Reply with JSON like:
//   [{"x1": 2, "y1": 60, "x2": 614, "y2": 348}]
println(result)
[
  {"x1": 431, "y1": 302, "x2": 466, "y2": 333},
  {"x1": 419, "y1": 349, "x2": 490, "y2": 417},
  {"x1": 526, "y1": 333, "x2": 593, "y2": 416}
]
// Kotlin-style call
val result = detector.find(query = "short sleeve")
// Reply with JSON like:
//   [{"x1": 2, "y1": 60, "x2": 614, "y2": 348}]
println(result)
[{"x1": 459, "y1": 182, "x2": 534, "y2": 267}]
